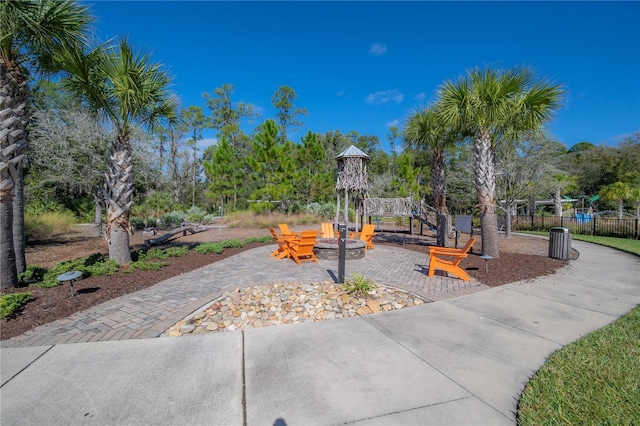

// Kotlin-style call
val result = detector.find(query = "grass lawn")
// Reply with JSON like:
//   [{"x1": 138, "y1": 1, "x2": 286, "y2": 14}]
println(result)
[{"x1": 517, "y1": 232, "x2": 640, "y2": 424}]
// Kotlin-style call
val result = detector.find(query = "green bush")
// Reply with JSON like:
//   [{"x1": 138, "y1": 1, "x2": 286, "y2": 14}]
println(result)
[
  {"x1": 195, "y1": 242, "x2": 225, "y2": 254},
  {"x1": 1, "y1": 293, "x2": 33, "y2": 319},
  {"x1": 139, "y1": 191, "x2": 176, "y2": 218},
  {"x1": 25, "y1": 200, "x2": 66, "y2": 215},
  {"x1": 305, "y1": 202, "x2": 335, "y2": 218},
  {"x1": 37, "y1": 253, "x2": 119, "y2": 288},
  {"x1": 244, "y1": 235, "x2": 273, "y2": 243},
  {"x1": 221, "y1": 239, "x2": 244, "y2": 248},
  {"x1": 126, "y1": 260, "x2": 170, "y2": 273},
  {"x1": 131, "y1": 217, "x2": 146, "y2": 230},
  {"x1": 162, "y1": 210, "x2": 186, "y2": 227},
  {"x1": 202, "y1": 213, "x2": 218, "y2": 224},
  {"x1": 137, "y1": 246, "x2": 189, "y2": 260},
  {"x1": 19, "y1": 265, "x2": 47, "y2": 284},
  {"x1": 249, "y1": 202, "x2": 274, "y2": 214},
  {"x1": 186, "y1": 206, "x2": 206, "y2": 223},
  {"x1": 341, "y1": 273, "x2": 376, "y2": 297}
]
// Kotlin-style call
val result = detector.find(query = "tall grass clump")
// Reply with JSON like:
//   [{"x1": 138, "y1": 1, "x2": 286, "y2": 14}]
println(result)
[
  {"x1": 25, "y1": 211, "x2": 77, "y2": 240},
  {"x1": 225, "y1": 210, "x2": 321, "y2": 228}
]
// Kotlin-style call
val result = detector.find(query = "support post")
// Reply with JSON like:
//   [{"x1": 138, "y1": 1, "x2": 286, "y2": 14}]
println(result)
[{"x1": 338, "y1": 223, "x2": 346, "y2": 284}]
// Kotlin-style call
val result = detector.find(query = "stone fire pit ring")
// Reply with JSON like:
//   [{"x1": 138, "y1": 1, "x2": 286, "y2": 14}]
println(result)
[{"x1": 313, "y1": 238, "x2": 366, "y2": 261}]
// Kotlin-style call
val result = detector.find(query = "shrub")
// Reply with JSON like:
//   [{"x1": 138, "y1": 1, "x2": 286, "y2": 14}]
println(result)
[
  {"x1": 341, "y1": 273, "x2": 376, "y2": 297},
  {"x1": 131, "y1": 217, "x2": 146, "y2": 230},
  {"x1": 202, "y1": 213, "x2": 218, "y2": 224},
  {"x1": 162, "y1": 210, "x2": 186, "y2": 227},
  {"x1": 249, "y1": 202, "x2": 274, "y2": 214},
  {"x1": 221, "y1": 239, "x2": 244, "y2": 248},
  {"x1": 186, "y1": 206, "x2": 206, "y2": 223},
  {"x1": 1, "y1": 293, "x2": 32, "y2": 319},
  {"x1": 138, "y1": 246, "x2": 189, "y2": 260},
  {"x1": 37, "y1": 253, "x2": 119, "y2": 288},
  {"x1": 285, "y1": 201, "x2": 305, "y2": 215},
  {"x1": 126, "y1": 260, "x2": 170, "y2": 273},
  {"x1": 305, "y1": 202, "x2": 335, "y2": 218},
  {"x1": 244, "y1": 235, "x2": 273, "y2": 243},
  {"x1": 19, "y1": 265, "x2": 47, "y2": 284},
  {"x1": 195, "y1": 242, "x2": 225, "y2": 254}
]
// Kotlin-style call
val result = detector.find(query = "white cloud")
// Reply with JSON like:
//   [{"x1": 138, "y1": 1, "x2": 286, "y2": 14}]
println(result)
[
  {"x1": 336, "y1": 89, "x2": 345, "y2": 96},
  {"x1": 413, "y1": 92, "x2": 427, "y2": 103},
  {"x1": 197, "y1": 137, "x2": 218, "y2": 150},
  {"x1": 368, "y1": 42, "x2": 387, "y2": 56},
  {"x1": 386, "y1": 119, "x2": 400, "y2": 128},
  {"x1": 365, "y1": 89, "x2": 404, "y2": 105}
]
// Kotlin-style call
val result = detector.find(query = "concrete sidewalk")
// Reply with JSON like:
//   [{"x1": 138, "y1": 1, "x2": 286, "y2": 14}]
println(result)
[{"x1": 1, "y1": 240, "x2": 639, "y2": 425}]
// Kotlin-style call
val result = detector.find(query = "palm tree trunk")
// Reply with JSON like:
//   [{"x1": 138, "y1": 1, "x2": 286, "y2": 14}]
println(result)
[
  {"x1": 105, "y1": 135, "x2": 134, "y2": 264},
  {"x1": 1, "y1": 60, "x2": 27, "y2": 287},
  {"x1": 432, "y1": 149, "x2": 448, "y2": 247},
  {"x1": 474, "y1": 129, "x2": 499, "y2": 257},
  {"x1": 12, "y1": 160, "x2": 26, "y2": 274}
]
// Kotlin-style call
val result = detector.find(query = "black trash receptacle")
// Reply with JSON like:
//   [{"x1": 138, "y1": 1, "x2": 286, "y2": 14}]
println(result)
[{"x1": 549, "y1": 227, "x2": 571, "y2": 260}]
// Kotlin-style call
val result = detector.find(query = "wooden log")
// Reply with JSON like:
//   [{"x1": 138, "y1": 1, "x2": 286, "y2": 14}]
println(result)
[{"x1": 143, "y1": 226, "x2": 207, "y2": 247}]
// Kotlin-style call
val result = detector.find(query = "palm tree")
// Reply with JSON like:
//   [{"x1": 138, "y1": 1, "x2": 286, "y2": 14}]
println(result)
[
  {"x1": 438, "y1": 67, "x2": 563, "y2": 257},
  {"x1": 404, "y1": 107, "x2": 458, "y2": 247},
  {"x1": 600, "y1": 182, "x2": 631, "y2": 220},
  {"x1": 1, "y1": 0, "x2": 91, "y2": 288},
  {"x1": 63, "y1": 39, "x2": 174, "y2": 264}
]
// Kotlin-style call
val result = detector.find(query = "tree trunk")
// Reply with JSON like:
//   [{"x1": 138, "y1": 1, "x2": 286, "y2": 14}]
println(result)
[
  {"x1": 505, "y1": 205, "x2": 512, "y2": 238},
  {"x1": 432, "y1": 149, "x2": 448, "y2": 247},
  {"x1": 105, "y1": 135, "x2": 134, "y2": 264},
  {"x1": 94, "y1": 189, "x2": 104, "y2": 236},
  {"x1": 12, "y1": 160, "x2": 26, "y2": 274},
  {"x1": 554, "y1": 188, "x2": 563, "y2": 217},
  {"x1": 0, "y1": 194, "x2": 17, "y2": 289},
  {"x1": 474, "y1": 129, "x2": 499, "y2": 257},
  {"x1": 1, "y1": 60, "x2": 28, "y2": 287},
  {"x1": 617, "y1": 200, "x2": 623, "y2": 220}
]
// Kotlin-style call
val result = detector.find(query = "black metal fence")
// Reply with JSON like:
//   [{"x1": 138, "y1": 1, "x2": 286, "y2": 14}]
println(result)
[{"x1": 510, "y1": 215, "x2": 640, "y2": 239}]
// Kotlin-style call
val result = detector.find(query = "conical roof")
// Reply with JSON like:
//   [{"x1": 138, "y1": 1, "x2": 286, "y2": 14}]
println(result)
[{"x1": 335, "y1": 144, "x2": 370, "y2": 160}]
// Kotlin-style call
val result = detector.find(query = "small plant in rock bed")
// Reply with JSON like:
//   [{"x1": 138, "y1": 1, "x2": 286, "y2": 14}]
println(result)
[
  {"x1": 0, "y1": 293, "x2": 33, "y2": 319},
  {"x1": 341, "y1": 273, "x2": 376, "y2": 297}
]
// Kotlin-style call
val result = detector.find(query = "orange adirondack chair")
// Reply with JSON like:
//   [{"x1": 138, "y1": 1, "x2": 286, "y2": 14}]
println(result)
[
  {"x1": 278, "y1": 223, "x2": 296, "y2": 238},
  {"x1": 321, "y1": 223, "x2": 335, "y2": 238},
  {"x1": 353, "y1": 224, "x2": 376, "y2": 250},
  {"x1": 288, "y1": 230, "x2": 319, "y2": 264},
  {"x1": 428, "y1": 237, "x2": 476, "y2": 281},
  {"x1": 269, "y1": 227, "x2": 289, "y2": 259}
]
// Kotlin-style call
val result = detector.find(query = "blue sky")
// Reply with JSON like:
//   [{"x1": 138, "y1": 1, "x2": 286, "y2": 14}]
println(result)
[{"x1": 87, "y1": 1, "x2": 640, "y2": 153}]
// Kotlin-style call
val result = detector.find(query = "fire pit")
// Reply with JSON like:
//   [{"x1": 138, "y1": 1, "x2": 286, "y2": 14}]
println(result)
[{"x1": 313, "y1": 238, "x2": 366, "y2": 260}]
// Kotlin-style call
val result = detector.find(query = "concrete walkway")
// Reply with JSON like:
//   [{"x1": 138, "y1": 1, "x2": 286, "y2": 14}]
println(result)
[{"x1": 1, "y1": 240, "x2": 639, "y2": 425}]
